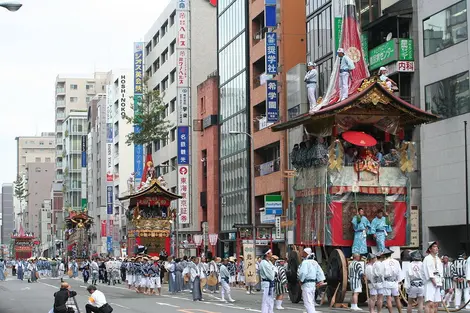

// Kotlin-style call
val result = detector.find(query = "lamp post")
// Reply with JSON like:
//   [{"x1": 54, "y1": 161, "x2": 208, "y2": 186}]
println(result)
[
  {"x1": 229, "y1": 131, "x2": 256, "y2": 248},
  {"x1": 0, "y1": 2, "x2": 22, "y2": 11}
]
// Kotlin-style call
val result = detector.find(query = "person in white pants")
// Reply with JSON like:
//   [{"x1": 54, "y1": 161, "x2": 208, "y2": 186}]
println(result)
[
  {"x1": 260, "y1": 249, "x2": 276, "y2": 313},
  {"x1": 298, "y1": 248, "x2": 326, "y2": 313},
  {"x1": 220, "y1": 258, "x2": 235, "y2": 303},
  {"x1": 337, "y1": 48, "x2": 355, "y2": 101},
  {"x1": 453, "y1": 251, "x2": 469, "y2": 309},
  {"x1": 304, "y1": 62, "x2": 318, "y2": 111}
]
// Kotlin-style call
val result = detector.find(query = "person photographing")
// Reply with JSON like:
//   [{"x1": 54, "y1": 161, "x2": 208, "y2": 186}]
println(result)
[
  {"x1": 53, "y1": 282, "x2": 77, "y2": 313},
  {"x1": 86, "y1": 285, "x2": 113, "y2": 313}
]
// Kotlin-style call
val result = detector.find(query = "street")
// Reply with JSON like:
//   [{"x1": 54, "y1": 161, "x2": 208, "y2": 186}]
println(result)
[{"x1": 0, "y1": 275, "x2": 312, "y2": 313}]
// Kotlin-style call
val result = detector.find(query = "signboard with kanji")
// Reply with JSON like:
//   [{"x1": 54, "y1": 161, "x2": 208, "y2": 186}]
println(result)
[{"x1": 243, "y1": 243, "x2": 257, "y2": 284}]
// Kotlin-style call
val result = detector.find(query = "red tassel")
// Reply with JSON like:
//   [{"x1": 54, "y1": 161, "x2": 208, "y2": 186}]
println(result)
[
  {"x1": 332, "y1": 125, "x2": 337, "y2": 137},
  {"x1": 384, "y1": 132, "x2": 390, "y2": 142},
  {"x1": 398, "y1": 128, "x2": 405, "y2": 140}
]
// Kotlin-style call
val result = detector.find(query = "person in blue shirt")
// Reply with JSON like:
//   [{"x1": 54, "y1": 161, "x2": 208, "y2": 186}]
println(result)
[
  {"x1": 351, "y1": 208, "x2": 370, "y2": 255},
  {"x1": 337, "y1": 48, "x2": 355, "y2": 101},
  {"x1": 369, "y1": 210, "x2": 392, "y2": 253},
  {"x1": 298, "y1": 248, "x2": 326, "y2": 313}
]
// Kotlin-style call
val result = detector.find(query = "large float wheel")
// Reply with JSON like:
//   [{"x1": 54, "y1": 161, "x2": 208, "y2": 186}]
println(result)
[
  {"x1": 286, "y1": 250, "x2": 302, "y2": 303},
  {"x1": 326, "y1": 249, "x2": 348, "y2": 304}
]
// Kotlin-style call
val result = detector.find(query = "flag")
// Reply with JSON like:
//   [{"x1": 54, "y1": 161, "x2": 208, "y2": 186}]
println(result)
[
  {"x1": 139, "y1": 153, "x2": 154, "y2": 188},
  {"x1": 316, "y1": 0, "x2": 370, "y2": 108}
]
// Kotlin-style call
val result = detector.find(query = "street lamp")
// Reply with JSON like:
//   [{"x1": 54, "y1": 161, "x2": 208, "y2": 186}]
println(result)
[
  {"x1": 229, "y1": 130, "x2": 256, "y2": 247},
  {"x1": 0, "y1": 2, "x2": 22, "y2": 11}
]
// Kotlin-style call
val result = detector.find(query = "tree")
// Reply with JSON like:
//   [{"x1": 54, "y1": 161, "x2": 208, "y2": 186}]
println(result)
[
  {"x1": 124, "y1": 83, "x2": 173, "y2": 147},
  {"x1": 14, "y1": 175, "x2": 27, "y2": 202}
]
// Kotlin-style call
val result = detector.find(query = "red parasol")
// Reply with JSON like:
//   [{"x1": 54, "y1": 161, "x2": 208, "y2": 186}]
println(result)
[{"x1": 342, "y1": 131, "x2": 377, "y2": 147}]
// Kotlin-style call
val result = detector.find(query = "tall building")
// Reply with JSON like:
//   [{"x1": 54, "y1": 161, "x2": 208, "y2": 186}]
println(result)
[
  {"x1": 15, "y1": 133, "x2": 55, "y2": 177},
  {"x1": 55, "y1": 73, "x2": 108, "y2": 183},
  {"x1": 1, "y1": 184, "x2": 13, "y2": 245},
  {"x1": 38, "y1": 199, "x2": 52, "y2": 256},
  {"x1": 24, "y1": 163, "x2": 54, "y2": 236},
  {"x1": 417, "y1": 0, "x2": 469, "y2": 251},
  {"x1": 50, "y1": 182, "x2": 64, "y2": 257},
  {"x1": 62, "y1": 110, "x2": 88, "y2": 211},
  {"x1": 144, "y1": 0, "x2": 217, "y2": 246}
]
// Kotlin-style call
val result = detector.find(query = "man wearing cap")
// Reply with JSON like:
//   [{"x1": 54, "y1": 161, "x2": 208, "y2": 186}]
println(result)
[
  {"x1": 378, "y1": 67, "x2": 397, "y2": 90},
  {"x1": 337, "y1": 48, "x2": 355, "y2": 101},
  {"x1": 260, "y1": 248, "x2": 276, "y2": 313},
  {"x1": 348, "y1": 253, "x2": 364, "y2": 311},
  {"x1": 422, "y1": 241, "x2": 443, "y2": 313},
  {"x1": 404, "y1": 251, "x2": 424, "y2": 313},
  {"x1": 381, "y1": 248, "x2": 403, "y2": 313},
  {"x1": 299, "y1": 248, "x2": 325, "y2": 313},
  {"x1": 304, "y1": 62, "x2": 318, "y2": 111},
  {"x1": 365, "y1": 253, "x2": 378, "y2": 313},
  {"x1": 452, "y1": 251, "x2": 468, "y2": 309},
  {"x1": 148, "y1": 257, "x2": 161, "y2": 295},
  {"x1": 220, "y1": 258, "x2": 236, "y2": 303}
]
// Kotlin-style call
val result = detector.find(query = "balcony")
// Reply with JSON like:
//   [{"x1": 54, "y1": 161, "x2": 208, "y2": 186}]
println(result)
[
  {"x1": 250, "y1": 0, "x2": 265, "y2": 19},
  {"x1": 255, "y1": 170, "x2": 283, "y2": 196},
  {"x1": 56, "y1": 112, "x2": 65, "y2": 119},
  {"x1": 55, "y1": 150, "x2": 63, "y2": 157},
  {"x1": 255, "y1": 159, "x2": 280, "y2": 177},
  {"x1": 86, "y1": 87, "x2": 96, "y2": 95},
  {"x1": 56, "y1": 100, "x2": 65, "y2": 107},
  {"x1": 56, "y1": 88, "x2": 65, "y2": 94},
  {"x1": 56, "y1": 174, "x2": 64, "y2": 181}
]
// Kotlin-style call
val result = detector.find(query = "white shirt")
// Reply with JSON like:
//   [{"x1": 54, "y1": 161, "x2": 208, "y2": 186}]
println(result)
[
  {"x1": 89, "y1": 290, "x2": 107, "y2": 308},
  {"x1": 422, "y1": 254, "x2": 443, "y2": 282},
  {"x1": 404, "y1": 261, "x2": 424, "y2": 289}
]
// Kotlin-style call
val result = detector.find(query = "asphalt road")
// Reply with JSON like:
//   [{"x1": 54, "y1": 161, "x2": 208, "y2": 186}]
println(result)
[{"x1": 0, "y1": 275, "x2": 314, "y2": 313}]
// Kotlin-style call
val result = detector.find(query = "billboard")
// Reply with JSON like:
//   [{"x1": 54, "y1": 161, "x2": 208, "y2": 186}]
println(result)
[
  {"x1": 178, "y1": 165, "x2": 190, "y2": 224},
  {"x1": 133, "y1": 42, "x2": 144, "y2": 184},
  {"x1": 81, "y1": 136, "x2": 87, "y2": 211}
]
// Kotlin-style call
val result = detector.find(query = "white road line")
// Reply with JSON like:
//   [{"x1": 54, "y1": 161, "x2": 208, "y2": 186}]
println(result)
[
  {"x1": 156, "y1": 302, "x2": 180, "y2": 308},
  {"x1": 283, "y1": 307, "x2": 306, "y2": 311},
  {"x1": 110, "y1": 303, "x2": 131, "y2": 310},
  {"x1": 40, "y1": 282, "x2": 59, "y2": 289}
]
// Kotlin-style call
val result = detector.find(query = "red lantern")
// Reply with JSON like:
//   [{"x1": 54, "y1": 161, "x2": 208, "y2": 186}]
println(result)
[
  {"x1": 398, "y1": 128, "x2": 405, "y2": 140},
  {"x1": 332, "y1": 125, "x2": 338, "y2": 137},
  {"x1": 384, "y1": 132, "x2": 390, "y2": 142}
]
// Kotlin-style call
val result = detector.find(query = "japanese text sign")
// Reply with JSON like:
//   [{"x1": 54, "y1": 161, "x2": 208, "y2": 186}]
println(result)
[
  {"x1": 133, "y1": 42, "x2": 144, "y2": 95},
  {"x1": 265, "y1": 32, "x2": 278, "y2": 75},
  {"x1": 177, "y1": 126, "x2": 190, "y2": 165},
  {"x1": 178, "y1": 165, "x2": 190, "y2": 224},
  {"x1": 243, "y1": 243, "x2": 257, "y2": 284},
  {"x1": 266, "y1": 80, "x2": 278, "y2": 123}
]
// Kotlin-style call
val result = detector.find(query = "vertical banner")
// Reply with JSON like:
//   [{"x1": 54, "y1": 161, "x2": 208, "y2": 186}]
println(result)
[
  {"x1": 106, "y1": 89, "x2": 114, "y2": 255},
  {"x1": 176, "y1": 0, "x2": 191, "y2": 225},
  {"x1": 266, "y1": 80, "x2": 278, "y2": 123},
  {"x1": 265, "y1": 32, "x2": 278, "y2": 75},
  {"x1": 81, "y1": 136, "x2": 87, "y2": 211},
  {"x1": 243, "y1": 243, "x2": 257, "y2": 284},
  {"x1": 133, "y1": 42, "x2": 144, "y2": 185},
  {"x1": 264, "y1": 0, "x2": 277, "y2": 27},
  {"x1": 101, "y1": 220, "x2": 107, "y2": 237}
]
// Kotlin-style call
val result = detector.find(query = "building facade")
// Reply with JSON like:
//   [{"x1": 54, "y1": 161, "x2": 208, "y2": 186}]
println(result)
[
  {"x1": 1, "y1": 184, "x2": 13, "y2": 246},
  {"x1": 15, "y1": 134, "x2": 55, "y2": 177},
  {"x1": 144, "y1": 0, "x2": 217, "y2": 246},
  {"x1": 50, "y1": 182, "x2": 64, "y2": 257},
  {"x1": 24, "y1": 163, "x2": 54, "y2": 237},
  {"x1": 39, "y1": 199, "x2": 52, "y2": 255},
  {"x1": 417, "y1": 0, "x2": 470, "y2": 252},
  {"x1": 62, "y1": 111, "x2": 88, "y2": 211},
  {"x1": 55, "y1": 73, "x2": 108, "y2": 184}
]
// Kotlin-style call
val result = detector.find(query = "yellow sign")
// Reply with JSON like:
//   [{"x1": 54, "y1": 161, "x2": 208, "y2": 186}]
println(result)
[
  {"x1": 243, "y1": 243, "x2": 257, "y2": 284},
  {"x1": 280, "y1": 220, "x2": 294, "y2": 227}
]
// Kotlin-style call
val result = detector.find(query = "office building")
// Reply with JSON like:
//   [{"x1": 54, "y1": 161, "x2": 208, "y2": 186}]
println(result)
[
  {"x1": 55, "y1": 73, "x2": 108, "y2": 183},
  {"x1": 62, "y1": 110, "x2": 88, "y2": 212},
  {"x1": 144, "y1": 0, "x2": 217, "y2": 244},
  {"x1": 15, "y1": 133, "x2": 55, "y2": 177},
  {"x1": 1, "y1": 184, "x2": 13, "y2": 245},
  {"x1": 50, "y1": 182, "x2": 64, "y2": 257},
  {"x1": 418, "y1": 0, "x2": 470, "y2": 251},
  {"x1": 39, "y1": 199, "x2": 52, "y2": 256},
  {"x1": 24, "y1": 163, "x2": 54, "y2": 236}
]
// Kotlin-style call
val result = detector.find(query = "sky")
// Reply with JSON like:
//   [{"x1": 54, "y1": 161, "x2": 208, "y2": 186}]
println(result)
[{"x1": 0, "y1": 0, "x2": 171, "y2": 186}]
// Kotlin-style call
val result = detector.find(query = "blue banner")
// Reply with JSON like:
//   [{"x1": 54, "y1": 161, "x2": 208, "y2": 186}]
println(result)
[
  {"x1": 107, "y1": 236, "x2": 113, "y2": 253},
  {"x1": 134, "y1": 43, "x2": 144, "y2": 181},
  {"x1": 177, "y1": 126, "x2": 190, "y2": 165},
  {"x1": 81, "y1": 136, "x2": 87, "y2": 167},
  {"x1": 265, "y1": 32, "x2": 278, "y2": 75},
  {"x1": 265, "y1": 0, "x2": 277, "y2": 27},
  {"x1": 266, "y1": 80, "x2": 278, "y2": 123},
  {"x1": 106, "y1": 186, "x2": 113, "y2": 214}
]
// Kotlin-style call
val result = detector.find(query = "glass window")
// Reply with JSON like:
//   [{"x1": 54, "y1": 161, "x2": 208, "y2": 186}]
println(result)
[
  {"x1": 219, "y1": 35, "x2": 246, "y2": 85},
  {"x1": 220, "y1": 72, "x2": 247, "y2": 120},
  {"x1": 218, "y1": 0, "x2": 245, "y2": 49},
  {"x1": 306, "y1": 6, "x2": 332, "y2": 62},
  {"x1": 423, "y1": 0, "x2": 468, "y2": 57},
  {"x1": 306, "y1": 0, "x2": 330, "y2": 17},
  {"x1": 425, "y1": 71, "x2": 469, "y2": 119},
  {"x1": 220, "y1": 112, "x2": 248, "y2": 158}
]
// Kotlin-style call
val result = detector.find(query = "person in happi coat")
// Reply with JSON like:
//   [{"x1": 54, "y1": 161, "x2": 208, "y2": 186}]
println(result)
[
  {"x1": 442, "y1": 255, "x2": 454, "y2": 307},
  {"x1": 126, "y1": 258, "x2": 135, "y2": 289},
  {"x1": 405, "y1": 250, "x2": 424, "y2": 313},
  {"x1": 208, "y1": 256, "x2": 220, "y2": 294},
  {"x1": 29, "y1": 259, "x2": 39, "y2": 283},
  {"x1": 348, "y1": 253, "x2": 364, "y2": 311},
  {"x1": 452, "y1": 251, "x2": 469, "y2": 309},
  {"x1": 180, "y1": 256, "x2": 189, "y2": 291},
  {"x1": 17, "y1": 259, "x2": 24, "y2": 281},
  {"x1": 273, "y1": 256, "x2": 287, "y2": 310},
  {"x1": 260, "y1": 249, "x2": 276, "y2": 313},
  {"x1": 364, "y1": 253, "x2": 377, "y2": 313},
  {"x1": 372, "y1": 252, "x2": 386, "y2": 313},
  {"x1": 0, "y1": 259, "x2": 5, "y2": 281},
  {"x1": 148, "y1": 257, "x2": 161, "y2": 295},
  {"x1": 198, "y1": 257, "x2": 209, "y2": 292},
  {"x1": 351, "y1": 208, "x2": 370, "y2": 255},
  {"x1": 167, "y1": 256, "x2": 177, "y2": 294},
  {"x1": 337, "y1": 47, "x2": 356, "y2": 101},
  {"x1": 298, "y1": 248, "x2": 326, "y2": 313},
  {"x1": 228, "y1": 257, "x2": 237, "y2": 287},
  {"x1": 220, "y1": 258, "x2": 235, "y2": 302},
  {"x1": 237, "y1": 256, "x2": 245, "y2": 288},
  {"x1": 369, "y1": 210, "x2": 392, "y2": 253},
  {"x1": 381, "y1": 248, "x2": 403, "y2": 313},
  {"x1": 141, "y1": 257, "x2": 152, "y2": 294},
  {"x1": 190, "y1": 257, "x2": 203, "y2": 301},
  {"x1": 81, "y1": 263, "x2": 90, "y2": 284},
  {"x1": 422, "y1": 241, "x2": 443, "y2": 313},
  {"x1": 134, "y1": 257, "x2": 144, "y2": 292}
]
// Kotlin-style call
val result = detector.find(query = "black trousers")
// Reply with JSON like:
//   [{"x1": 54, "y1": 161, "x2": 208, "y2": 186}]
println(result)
[{"x1": 85, "y1": 304, "x2": 103, "y2": 313}]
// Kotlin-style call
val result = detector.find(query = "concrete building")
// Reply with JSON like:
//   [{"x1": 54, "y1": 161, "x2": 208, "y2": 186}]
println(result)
[
  {"x1": 24, "y1": 163, "x2": 54, "y2": 237},
  {"x1": 62, "y1": 111, "x2": 88, "y2": 211},
  {"x1": 1, "y1": 184, "x2": 13, "y2": 246},
  {"x1": 39, "y1": 199, "x2": 52, "y2": 255},
  {"x1": 55, "y1": 73, "x2": 108, "y2": 184},
  {"x1": 196, "y1": 73, "x2": 219, "y2": 254},
  {"x1": 417, "y1": 0, "x2": 470, "y2": 252},
  {"x1": 15, "y1": 133, "x2": 55, "y2": 177},
  {"x1": 50, "y1": 183, "x2": 64, "y2": 257},
  {"x1": 144, "y1": 0, "x2": 217, "y2": 244}
]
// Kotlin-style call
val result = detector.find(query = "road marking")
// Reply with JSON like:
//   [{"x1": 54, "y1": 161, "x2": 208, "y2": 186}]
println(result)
[
  {"x1": 80, "y1": 285, "x2": 87, "y2": 288},
  {"x1": 111, "y1": 303, "x2": 130, "y2": 310},
  {"x1": 283, "y1": 307, "x2": 305, "y2": 311},
  {"x1": 157, "y1": 302, "x2": 180, "y2": 308},
  {"x1": 40, "y1": 282, "x2": 59, "y2": 289},
  {"x1": 20, "y1": 287, "x2": 30, "y2": 290}
]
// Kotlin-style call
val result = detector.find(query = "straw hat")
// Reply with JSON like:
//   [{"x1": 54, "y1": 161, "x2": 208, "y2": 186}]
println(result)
[
  {"x1": 151, "y1": 256, "x2": 160, "y2": 261},
  {"x1": 228, "y1": 257, "x2": 235, "y2": 262},
  {"x1": 215, "y1": 257, "x2": 221, "y2": 262},
  {"x1": 271, "y1": 255, "x2": 279, "y2": 261}
]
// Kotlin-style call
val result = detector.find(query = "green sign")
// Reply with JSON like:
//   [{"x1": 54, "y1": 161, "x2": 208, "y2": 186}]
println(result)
[
  {"x1": 81, "y1": 198, "x2": 87, "y2": 211},
  {"x1": 398, "y1": 38, "x2": 414, "y2": 61},
  {"x1": 368, "y1": 38, "x2": 415, "y2": 70},
  {"x1": 334, "y1": 17, "x2": 369, "y2": 65}
]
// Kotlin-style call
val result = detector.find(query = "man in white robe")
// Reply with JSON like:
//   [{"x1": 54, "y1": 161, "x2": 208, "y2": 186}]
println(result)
[
  {"x1": 298, "y1": 248, "x2": 325, "y2": 313},
  {"x1": 423, "y1": 241, "x2": 443, "y2": 313}
]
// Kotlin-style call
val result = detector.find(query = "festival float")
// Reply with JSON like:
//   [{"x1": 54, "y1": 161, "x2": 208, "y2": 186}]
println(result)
[
  {"x1": 270, "y1": 0, "x2": 438, "y2": 305},
  {"x1": 119, "y1": 154, "x2": 181, "y2": 257},
  {"x1": 11, "y1": 225, "x2": 35, "y2": 259},
  {"x1": 65, "y1": 211, "x2": 93, "y2": 260}
]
